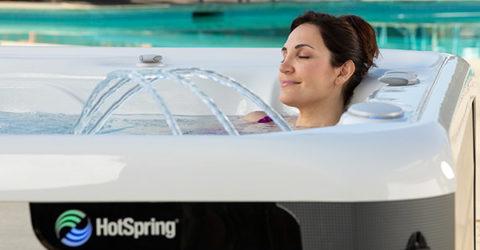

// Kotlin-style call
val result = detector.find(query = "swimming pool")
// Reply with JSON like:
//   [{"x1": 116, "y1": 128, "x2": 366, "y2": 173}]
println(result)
[{"x1": 0, "y1": 1, "x2": 479, "y2": 57}]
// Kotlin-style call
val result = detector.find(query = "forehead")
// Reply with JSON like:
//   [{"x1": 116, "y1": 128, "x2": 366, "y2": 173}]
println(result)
[{"x1": 284, "y1": 23, "x2": 327, "y2": 50}]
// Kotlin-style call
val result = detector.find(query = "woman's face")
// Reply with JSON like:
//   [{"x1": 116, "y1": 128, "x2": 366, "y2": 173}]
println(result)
[{"x1": 279, "y1": 23, "x2": 342, "y2": 109}]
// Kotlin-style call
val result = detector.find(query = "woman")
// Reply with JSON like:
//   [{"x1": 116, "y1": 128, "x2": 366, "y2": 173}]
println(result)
[{"x1": 245, "y1": 11, "x2": 379, "y2": 128}]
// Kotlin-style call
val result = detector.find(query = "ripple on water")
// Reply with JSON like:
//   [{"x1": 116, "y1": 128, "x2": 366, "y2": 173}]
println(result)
[{"x1": 0, "y1": 112, "x2": 296, "y2": 135}]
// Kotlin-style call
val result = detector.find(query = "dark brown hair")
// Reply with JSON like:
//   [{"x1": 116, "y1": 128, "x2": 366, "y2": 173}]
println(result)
[{"x1": 290, "y1": 11, "x2": 379, "y2": 107}]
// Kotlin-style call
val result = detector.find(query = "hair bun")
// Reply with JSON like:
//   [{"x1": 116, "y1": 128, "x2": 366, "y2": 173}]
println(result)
[{"x1": 340, "y1": 15, "x2": 379, "y2": 69}]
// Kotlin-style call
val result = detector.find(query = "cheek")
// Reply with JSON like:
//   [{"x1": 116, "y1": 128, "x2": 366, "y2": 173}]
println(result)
[{"x1": 302, "y1": 63, "x2": 334, "y2": 91}]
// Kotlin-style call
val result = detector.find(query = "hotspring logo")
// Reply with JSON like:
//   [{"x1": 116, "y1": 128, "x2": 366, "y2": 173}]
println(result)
[
  {"x1": 55, "y1": 209, "x2": 177, "y2": 247},
  {"x1": 95, "y1": 217, "x2": 177, "y2": 239},
  {"x1": 55, "y1": 210, "x2": 93, "y2": 247}
]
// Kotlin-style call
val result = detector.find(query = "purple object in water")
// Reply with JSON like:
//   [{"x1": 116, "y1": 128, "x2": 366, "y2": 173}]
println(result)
[{"x1": 257, "y1": 115, "x2": 273, "y2": 123}]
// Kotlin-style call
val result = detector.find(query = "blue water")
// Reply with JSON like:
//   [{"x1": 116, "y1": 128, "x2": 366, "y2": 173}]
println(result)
[
  {"x1": 0, "y1": 112, "x2": 295, "y2": 135},
  {"x1": 0, "y1": 2, "x2": 479, "y2": 57}
]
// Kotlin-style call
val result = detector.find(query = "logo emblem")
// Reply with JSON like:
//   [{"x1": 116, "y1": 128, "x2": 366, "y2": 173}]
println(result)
[{"x1": 55, "y1": 210, "x2": 93, "y2": 247}]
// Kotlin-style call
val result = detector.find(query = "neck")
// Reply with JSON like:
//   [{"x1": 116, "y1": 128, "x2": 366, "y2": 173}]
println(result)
[{"x1": 295, "y1": 98, "x2": 344, "y2": 128}]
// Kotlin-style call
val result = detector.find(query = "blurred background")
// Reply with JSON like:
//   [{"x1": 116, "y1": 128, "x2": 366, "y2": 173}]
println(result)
[
  {"x1": 1, "y1": 0, "x2": 479, "y2": 77},
  {"x1": 0, "y1": 1, "x2": 477, "y2": 53},
  {"x1": 3, "y1": 1, "x2": 478, "y2": 81}
]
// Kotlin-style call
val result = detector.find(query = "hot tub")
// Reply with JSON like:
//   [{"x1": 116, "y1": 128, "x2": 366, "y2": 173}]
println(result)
[{"x1": 0, "y1": 46, "x2": 476, "y2": 250}]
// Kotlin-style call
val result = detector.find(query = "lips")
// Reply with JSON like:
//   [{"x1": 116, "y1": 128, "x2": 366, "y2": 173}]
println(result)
[{"x1": 281, "y1": 80, "x2": 301, "y2": 87}]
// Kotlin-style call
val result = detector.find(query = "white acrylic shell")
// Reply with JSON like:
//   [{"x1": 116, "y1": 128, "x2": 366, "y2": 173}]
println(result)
[{"x1": 0, "y1": 47, "x2": 475, "y2": 202}]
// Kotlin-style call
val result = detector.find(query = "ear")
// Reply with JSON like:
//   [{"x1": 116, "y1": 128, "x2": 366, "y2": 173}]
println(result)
[{"x1": 335, "y1": 60, "x2": 355, "y2": 86}]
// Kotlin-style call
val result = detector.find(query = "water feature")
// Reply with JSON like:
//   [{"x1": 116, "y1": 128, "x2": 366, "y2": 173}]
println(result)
[{"x1": 74, "y1": 67, "x2": 292, "y2": 135}]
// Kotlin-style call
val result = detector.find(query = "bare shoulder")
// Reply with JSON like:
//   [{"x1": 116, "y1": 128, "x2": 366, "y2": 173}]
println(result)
[{"x1": 243, "y1": 111, "x2": 268, "y2": 122}]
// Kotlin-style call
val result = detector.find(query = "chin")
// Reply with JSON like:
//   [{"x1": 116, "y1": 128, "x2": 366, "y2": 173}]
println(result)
[{"x1": 279, "y1": 95, "x2": 299, "y2": 108}]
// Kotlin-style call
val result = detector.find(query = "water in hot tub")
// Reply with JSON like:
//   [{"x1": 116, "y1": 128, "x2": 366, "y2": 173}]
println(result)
[
  {"x1": 0, "y1": 68, "x2": 295, "y2": 135},
  {"x1": 0, "y1": 112, "x2": 296, "y2": 135}
]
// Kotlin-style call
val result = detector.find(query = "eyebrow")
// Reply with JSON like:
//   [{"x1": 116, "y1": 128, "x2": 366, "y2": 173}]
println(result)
[{"x1": 281, "y1": 44, "x2": 315, "y2": 52}]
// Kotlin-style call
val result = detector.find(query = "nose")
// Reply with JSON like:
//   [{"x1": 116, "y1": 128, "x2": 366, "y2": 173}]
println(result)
[{"x1": 279, "y1": 58, "x2": 294, "y2": 74}]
